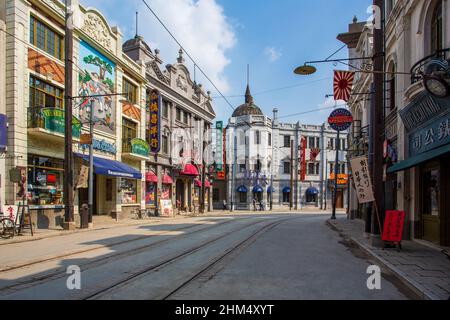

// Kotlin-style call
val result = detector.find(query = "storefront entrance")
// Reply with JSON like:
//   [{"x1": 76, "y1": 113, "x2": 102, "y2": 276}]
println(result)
[
  {"x1": 421, "y1": 162, "x2": 442, "y2": 244},
  {"x1": 176, "y1": 179, "x2": 186, "y2": 211}
]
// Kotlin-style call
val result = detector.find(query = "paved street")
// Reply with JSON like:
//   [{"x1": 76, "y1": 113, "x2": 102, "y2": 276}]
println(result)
[{"x1": 0, "y1": 213, "x2": 416, "y2": 300}]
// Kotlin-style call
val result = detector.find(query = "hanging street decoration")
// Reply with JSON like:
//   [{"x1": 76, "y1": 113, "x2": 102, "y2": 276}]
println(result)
[
  {"x1": 148, "y1": 89, "x2": 161, "y2": 153},
  {"x1": 333, "y1": 70, "x2": 355, "y2": 102}
]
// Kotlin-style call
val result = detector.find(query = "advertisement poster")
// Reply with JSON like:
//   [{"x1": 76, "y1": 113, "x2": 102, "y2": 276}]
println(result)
[
  {"x1": 160, "y1": 200, "x2": 174, "y2": 217},
  {"x1": 2, "y1": 205, "x2": 19, "y2": 223},
  {"x1": 146, "y1": 184, "x2": 155, "y2": 206},
  {"x1": 78, "y1": 40, "x2": 116, "y2": 135}
]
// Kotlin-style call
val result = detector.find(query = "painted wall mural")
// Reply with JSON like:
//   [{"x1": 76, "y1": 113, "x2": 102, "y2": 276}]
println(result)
[{"x1": 78, "y1": 40, "x2": 116, "y2": 134}]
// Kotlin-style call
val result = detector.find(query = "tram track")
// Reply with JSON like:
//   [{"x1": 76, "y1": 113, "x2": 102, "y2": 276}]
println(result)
[
  {"x1": 0, "y1": 217, "x2": 256, "y2": 295},
  {"x1": 84, "y1": 217, "x2": 295, "y2": 300}
]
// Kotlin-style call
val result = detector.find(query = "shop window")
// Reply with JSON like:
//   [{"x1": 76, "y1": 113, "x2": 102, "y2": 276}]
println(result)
[
  {"x1": 183, "y1": 111, "x2": 188, "y2": 124},
  {"x1": 283, "y1": 192, "x2": 290, "y2": 203},
  {"x1": 308, "y1": 163, "x2": 315, "y2": 175},
  {"x1": 268, "y1": 133, "x2": 272, "y2": 146},
  {"x1": 309, "y1": 137, "x2": 316, "y2": 149},
  {"x1": 162, "y1": 100, "x2": 169, "y2": 118},
  {"x1": 29, "y1": 76, "x2": 64, "y2": 118},
  {"x1": 176, "y1": 108, "x2": 182, "y2": 122},
  {"x1": 27, "y1": 155, "x2": 64, "y2": 206},
  {"x1": 123, "y1": 78, "x2": 138, "y2": 104},
  {"x1": 121, "y1": 179, "x2": 138, "y2": 204},
  {"x1": 146, "y1": 182, "x2": 156, "y2": 206},
  {"x1": 30, "y1": 16, "x2": 64, "y2": 60},
  {"x1": 255, "y1": 130, "x2": 261, "y2": 145},
  {"x1": 162, "y1": 135, "x2": 169, "y2": 154}
]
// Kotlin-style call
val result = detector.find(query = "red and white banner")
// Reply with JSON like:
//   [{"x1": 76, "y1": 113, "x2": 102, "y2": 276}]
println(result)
[{"x1": 333, "y1": 70, "x2": 355, "y2": 102}]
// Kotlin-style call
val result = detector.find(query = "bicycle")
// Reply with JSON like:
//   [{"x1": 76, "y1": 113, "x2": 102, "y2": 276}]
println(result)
[{"x1": 0, "y1": 216, "x2": 18, "y2": 239}]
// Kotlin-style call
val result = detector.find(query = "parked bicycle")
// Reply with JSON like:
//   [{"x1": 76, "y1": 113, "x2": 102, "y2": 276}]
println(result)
[{"x1": 0, "y1": 216, "x2": 19, "y2": 239}]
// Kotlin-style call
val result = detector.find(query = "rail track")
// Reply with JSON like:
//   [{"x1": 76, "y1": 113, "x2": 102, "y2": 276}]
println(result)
[{"x1": 84, "y1": 217, "x2": 295, "y2": 300}]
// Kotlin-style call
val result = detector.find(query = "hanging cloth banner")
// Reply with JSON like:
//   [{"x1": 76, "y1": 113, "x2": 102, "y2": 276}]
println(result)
[
  {"x1": 333, "y1": 70, "x2": 355, "y2": 102},
  {"x1": 350, "y1": 156, "x2": 375, "y2": 204}
]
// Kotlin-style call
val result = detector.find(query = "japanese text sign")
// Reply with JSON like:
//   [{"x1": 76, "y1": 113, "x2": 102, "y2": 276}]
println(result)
[
  {"x1": 382, "y1": 211, "x2": 406, "y2": 243},
  {"x1": 350, "y1": 156, "x2": 375, "y2": 204}
]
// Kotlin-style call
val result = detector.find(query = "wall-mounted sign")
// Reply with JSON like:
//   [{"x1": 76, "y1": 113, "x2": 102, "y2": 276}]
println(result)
[
  {"x1": 329, "y1": 173, "x2": 349, "y2": 185},
  {"x1": 0, "y1": 114, "x2": 7, "y2": 151},
  {"x1": 41, "y1": 108, "x2": 81, "y2": 138},
  {"x1": 148, "y1": 90, "x2": 161, "y2": 153},
  {"x1": 350, "y1": 157, "x2": 375, "y2": 204},
  {"x1": 215, "y1": 121, "x2": 223, "y2": 172},
  {"x1": 78, "y1": 40, "x2": 116, "y2": 135},
  {"x1": 328, "y1": 108, "x2": 353, "y2": 132},
  {"x1": 299, "y1": 137, "x2": 307, "y2": 182},
  {"x1": 217, "y1": 171, "x2": 226, "y2": 180},
  {"x1": 131, "y1": 138, "x2": 150, "y2": 157},
  {"x1": 80, "y1": 134, "x2": 92, "y2": 145},
  {"x1": 81, "y1": 139, "x2": 117, "y2": 155}
]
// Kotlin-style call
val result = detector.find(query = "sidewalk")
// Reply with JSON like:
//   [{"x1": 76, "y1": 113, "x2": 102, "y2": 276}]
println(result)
[{"x1": 327, "y1": 216, "x2": 450, "y2": 300}]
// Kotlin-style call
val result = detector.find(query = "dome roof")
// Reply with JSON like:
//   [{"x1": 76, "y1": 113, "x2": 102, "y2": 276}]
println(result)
[{"x1": 232, "y1": 85, "x2": 264, "y2": 117}]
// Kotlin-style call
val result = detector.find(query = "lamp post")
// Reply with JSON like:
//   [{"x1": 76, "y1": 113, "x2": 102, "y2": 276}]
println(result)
[{"x1": 63, "y1": 0, "x2": 75, "y2": 230}]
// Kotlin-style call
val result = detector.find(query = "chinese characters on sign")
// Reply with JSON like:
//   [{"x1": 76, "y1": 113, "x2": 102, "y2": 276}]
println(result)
[
  {"x1": 382, "y1": 211, "x2": 406, "y2": 243},
  {"x1": 410, "y1": 115, "x2": 450, "y2": 157},
  {"x1": 350, "y1": 157, "x2": 375, "y2": 204},
  {"x1": 148, "y1": 90, "x2": 161, "y2": 153},
  {"x1": 76, "y1": 165, "x2": 89, "y2": 189}
]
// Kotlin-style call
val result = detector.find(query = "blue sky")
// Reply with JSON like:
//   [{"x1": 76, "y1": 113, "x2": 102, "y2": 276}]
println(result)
[{"x1": 80, "y1": 0, "x2": 371, "y2": 125}]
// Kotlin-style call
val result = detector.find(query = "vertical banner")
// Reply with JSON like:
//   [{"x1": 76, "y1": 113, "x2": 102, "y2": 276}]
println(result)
[
  {"x1": 215, "y1": 121, "x2": 223, "y2": 172},
  {"x1": 350, "y1": 156, "x2": 375, "y2": 204},
  {"x1": 382, "y1": 211, "x2": 406, "y2": 243},
  {"x1": 299, "y1": 137, "x2": 307, "y2": 181},
  {"x1": 149, "y1": 90, "x2": 161, "y2": 153},
  {"x1": 0, "y1": 114, "x2": 7, "y2": 151}
]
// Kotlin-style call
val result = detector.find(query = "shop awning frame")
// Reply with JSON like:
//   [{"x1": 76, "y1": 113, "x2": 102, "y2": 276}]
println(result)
[
  {"x1": 387, "y1": 143, "x2": 450, "y2": 174},
  {"x1": 75, "y1": 153, "x2": 142, "y2": 179}
]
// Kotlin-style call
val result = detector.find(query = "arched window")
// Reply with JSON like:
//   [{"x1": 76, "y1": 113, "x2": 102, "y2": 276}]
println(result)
[
  {"x1": 387, "y1": 62, "x2": 396, "y2": 113},
  {"x1": 431, "y1": 1, "x2": 443, "y2": 53}
]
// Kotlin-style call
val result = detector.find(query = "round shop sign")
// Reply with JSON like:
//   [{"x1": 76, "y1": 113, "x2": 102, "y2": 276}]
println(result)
[{"x1": 328, "y1": 108, "x2": 353, "y2": 132}]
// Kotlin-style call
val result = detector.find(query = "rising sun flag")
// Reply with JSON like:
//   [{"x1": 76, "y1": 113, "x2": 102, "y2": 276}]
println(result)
[{"x1": 333, "y1": 70, "x2": 355, "y2": 102}]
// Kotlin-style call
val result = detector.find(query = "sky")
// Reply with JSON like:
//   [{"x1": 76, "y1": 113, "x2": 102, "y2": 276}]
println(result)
[{"x1": 80, "y1": 0, "x2": 372, "y2": 125}]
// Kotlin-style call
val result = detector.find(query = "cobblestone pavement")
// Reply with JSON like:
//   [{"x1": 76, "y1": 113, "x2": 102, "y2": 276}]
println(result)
[{"x1": 328, "y1": 217, "x2": 450, "y2": 300}]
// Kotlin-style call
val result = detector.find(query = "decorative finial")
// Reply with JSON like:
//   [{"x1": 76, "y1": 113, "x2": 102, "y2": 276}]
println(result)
[
  {"x1": 177, "y1": 48, "x2": 185, "y2": 63},
  {"x1": 353, "y1": 15, "x2": 358, "y2": 23}
]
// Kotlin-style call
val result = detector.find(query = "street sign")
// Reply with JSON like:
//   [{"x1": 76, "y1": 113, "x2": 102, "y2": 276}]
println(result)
[{"x1": 328, "y1": 108, "x2": 353, "y2": 132}]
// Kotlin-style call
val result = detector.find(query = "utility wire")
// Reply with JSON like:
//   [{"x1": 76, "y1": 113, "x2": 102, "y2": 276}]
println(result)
[{"x1": 141, "y1": 0, "x2": 235, "y2": 113}]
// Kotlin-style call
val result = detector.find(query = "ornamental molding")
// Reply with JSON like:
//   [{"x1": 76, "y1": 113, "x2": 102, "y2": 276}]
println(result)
[
  {"x1": 176, "y1": 74, "x2": 188, "y2": 92},
  {"x1": 40, "y1": 0, "x2": 65, "y2": 16},
  {"x1": 81, "y1": 12, "x2": 114, "y2": 53}
]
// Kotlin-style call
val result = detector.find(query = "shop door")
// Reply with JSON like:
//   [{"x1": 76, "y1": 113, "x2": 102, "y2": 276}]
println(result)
[
  {"x1": 422, "y1": 164, "x2": 440, "y2": 244},
  {"x1": 336, "y1": 190, "x2": 344, "y2": 209},
  {"x1": 176, "y1": 180, "x2": 185, "y2": 210}
]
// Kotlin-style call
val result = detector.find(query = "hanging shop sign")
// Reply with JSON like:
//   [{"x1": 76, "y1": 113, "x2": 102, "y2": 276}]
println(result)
[
  {"x1": 148, "y1": 90, "x2": 161, "y2": 153},
  {"x1": 80, "y1": 134, "x2": 92, "y2": 145},
  {"x1": 41, "y1": 108, "x2": 81, "y2": 138},
  {"x1": 215, "y1": 121, "x2": 223, "y2": 172},
  {"x1": 0, "y1": 114, "x2": 7, "y2": 151},
  {"x1": 76, "y1": 165, "x2": 89, "y2": 189},
  {"x1": 333, "y1": 70, "x2": 355, "y2": 102},
  {"x1": 382, "y1": 211, "x2": 406, "y2": 244},
  {"x1": 131, "y1": 138, "x2": 150, "y2": 157},
  {"x1": 217, "y1": 171, "x2": 226, "y2": 180},
  {"x1": 328, "y1": 108, "x2": 353, "y2": 132},
  {"x1": 350, "y1": 156, "x2": 375, "y2": 204}
]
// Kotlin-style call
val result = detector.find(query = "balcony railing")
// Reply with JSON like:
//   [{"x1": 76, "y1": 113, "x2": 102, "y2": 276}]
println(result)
[{"x1": 410, "y1": 48, "x2": 450, "y2": 84}]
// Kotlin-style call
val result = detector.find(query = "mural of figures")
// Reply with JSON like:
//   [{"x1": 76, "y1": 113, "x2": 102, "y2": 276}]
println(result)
[{"x1": 78, "y1": 41, "x2": 116, "y2": 134}]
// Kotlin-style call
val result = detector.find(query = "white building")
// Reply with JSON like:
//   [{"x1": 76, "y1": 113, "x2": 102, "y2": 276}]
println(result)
[{"x1": 222, "y1": 85, "x2": 348, "y2": 210}]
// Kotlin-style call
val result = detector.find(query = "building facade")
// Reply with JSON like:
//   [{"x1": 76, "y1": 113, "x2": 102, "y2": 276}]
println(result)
[
  {"x1": 340, "y1": 0, "x2": 450, "y2": 247},
  {"x1": 0, "y1": 1, "x2": 6, "y2": 211},
  {"x1": 1, "y1": 0, "x2": 214, "y2": 229},
  {"x1": 216, "y1": 86, "x2": 348, "y2": 210}
]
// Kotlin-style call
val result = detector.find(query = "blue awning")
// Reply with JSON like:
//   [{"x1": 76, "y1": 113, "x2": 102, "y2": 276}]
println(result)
[
  {"x1": 306, "y1": 187, "x2": 319, "y2": 195},
  {"x1": 75, "y1": 153, "x2": 142, "y2": 179},
  {"x1": 283, "y1": 187, "x2": 291, "y2": 194},
  {"x1": 237, "y1": 185, "x2": 248, "y2": 193},
  {"x1": 253, "y1": 185, "x2": 264, "y2": 193},
  {"x1": 267, "y1": 186, "x2": 275, "y2": 193}
]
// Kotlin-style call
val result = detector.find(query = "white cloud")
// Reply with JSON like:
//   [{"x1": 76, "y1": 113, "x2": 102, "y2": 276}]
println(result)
[
  {"x1": 138, "y1": 0, "x2": 237, "y2": 93},
  {"x1": 264, "y1": 47, "x2": 282, "y2": 62},
  {"x1": 318, "y1": 96, "x2": 347, "y2": 115}
]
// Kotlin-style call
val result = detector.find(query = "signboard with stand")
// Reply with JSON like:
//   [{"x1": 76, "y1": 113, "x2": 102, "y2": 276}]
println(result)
[{"x1": 382, "y1": 210, "x2": 406, "y2": 250}]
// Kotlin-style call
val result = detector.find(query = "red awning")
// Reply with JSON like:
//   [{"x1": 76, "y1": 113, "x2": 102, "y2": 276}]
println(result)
[
  {"x1": 194, "y1": 179, "x2": 202, "y2": 187},
  {"x1": 205, "y1": 180, "x2": 211, "y2": 188},
  {"x1": 162, "y1": 174, "x2": 174, "y2": 185},
  {"x1": 181, "y1": 164, "x2": 199, "y2": 176},
  {"x1": 145, "y1": 171, "x2": 158, "y2": 183}
]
